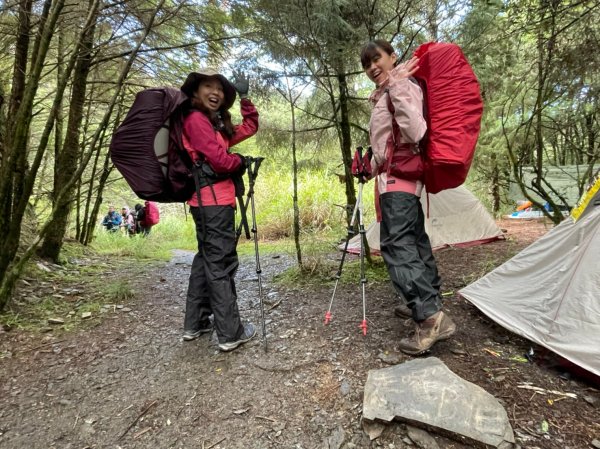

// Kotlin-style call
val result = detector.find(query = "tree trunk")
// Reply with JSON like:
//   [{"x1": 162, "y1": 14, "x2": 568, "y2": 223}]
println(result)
[
  {"x1": 337, "y1": 73, "x2": 356, "y2": 223},
  {"x1": 6, "y1": 0, "x2": 33, "y2": 134},
  {"x1": 39, "y1": 9, "x2": 97, "y2": 261},
  {"x1": 81, "y1": 115, "x2": 117, "y2": 246},
  {"x1": 79, "y1": 131, "x2": 106, "y2": 245},
  {"x1": 78, "y1": 82, "x2": 102, "y2": 243},
  {"x1": 337, "y1": 73, "x2": 372, "y2": 261},
  {"x1": 490, "y1": 153, "x2": 500, "y2": 215},
  {"x1": 0, "y1": 0, "x2": 33, "y2": 235},
  {"x1": 286, "y1": 78, "x2": 302, "y2": 267},
  {"x1": 0, "y1": 0, "x2": 66, "y2": 311},
  {"x1": 54, "y1": 20, "x2": 65, "y2": 181},
  {"x1": 84, "y1": 153, "x2": 113, "y2": 246},
  {"x1": 0, "y1": 84, "x2": 6, "y2": 163}
]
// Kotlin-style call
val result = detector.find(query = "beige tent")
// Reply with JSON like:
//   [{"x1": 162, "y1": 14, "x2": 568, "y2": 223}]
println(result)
[
  {"x1": 460, "y1": 177, "x2": 600, "y2": 376},
  {"x1": 342, "y1": 185, "x2": 504, "y2": 254}
]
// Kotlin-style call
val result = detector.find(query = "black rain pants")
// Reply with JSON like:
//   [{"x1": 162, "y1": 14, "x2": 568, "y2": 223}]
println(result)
[
  {"x1": 379, "y1": 191, "x2": 442, "y2": 322},
  {"x1": 184, "y1": 205, "x2": 244, "y2": 343}
]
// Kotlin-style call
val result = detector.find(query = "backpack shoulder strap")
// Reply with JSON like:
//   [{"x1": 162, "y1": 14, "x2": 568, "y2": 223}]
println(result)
[
  {"x1": 385, "y1": 88, "x2": 394, "y2": 114},
  {"x1": 387, "y1": 79, "x2": 428, "y2": 154},
  {"x1": 384, "y1": 88, "x2": 399, "y2": 149}
]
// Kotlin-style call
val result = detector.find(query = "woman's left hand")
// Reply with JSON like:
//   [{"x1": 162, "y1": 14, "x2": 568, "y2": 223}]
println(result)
[{"x1": 232, "y1": 70, "x2": 250, "y2": 98}]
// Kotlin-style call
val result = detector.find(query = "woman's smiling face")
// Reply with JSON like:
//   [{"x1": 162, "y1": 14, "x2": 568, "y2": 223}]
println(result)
[
  {"x1": 194, "y1": 78, "x2": 225, "y2": 113},
  {"x1": 364, "y1": 47, "x2": 397, "y2": 86}
]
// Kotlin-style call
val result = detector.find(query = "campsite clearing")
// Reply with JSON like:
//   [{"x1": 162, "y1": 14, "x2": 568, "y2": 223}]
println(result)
[{"x1": 0, "y1": 219, "x2": 598, "y2": 448}]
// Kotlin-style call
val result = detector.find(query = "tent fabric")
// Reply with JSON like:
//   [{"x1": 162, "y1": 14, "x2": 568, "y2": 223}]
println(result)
[
  {"x1": 460, "y1": 179, "x2": 600, "y2": 377},
  {"x1": 342, "y1": 185, "x2": 504, "y2": 254}
]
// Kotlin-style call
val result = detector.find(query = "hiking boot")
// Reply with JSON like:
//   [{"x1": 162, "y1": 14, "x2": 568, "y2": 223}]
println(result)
[
  {"x1": 398, "y1": 311, "x2": 456, "y2": 355},
  {"x1": 218, "y1": 323, "x2": 256, "y2": 352},
  {"x1": 182, "y1": 324, "x2": 212, "y2": 341},
  {"x1": 394, "y1": 303, "x2": 412, "y2": 319}
]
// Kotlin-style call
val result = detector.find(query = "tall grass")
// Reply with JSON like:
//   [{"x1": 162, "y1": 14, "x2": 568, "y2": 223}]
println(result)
[
  {"x1": 92, "y1": 214, "x2": 197, "y2": 260},
  {"x1": 92, "y1": 168, "x2": 377, "y2": 265},
  {"x1": 251, "y1": 167, "x2": 376, "y2": 240}
]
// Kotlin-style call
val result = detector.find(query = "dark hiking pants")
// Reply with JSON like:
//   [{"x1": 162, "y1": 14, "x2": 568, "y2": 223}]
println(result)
[
  {"x1": 184, "y1": 205, "x2": 244, "y2": 343},
  {"x1": 379, "y1": 191, "x2": 442, "y2": 322}
]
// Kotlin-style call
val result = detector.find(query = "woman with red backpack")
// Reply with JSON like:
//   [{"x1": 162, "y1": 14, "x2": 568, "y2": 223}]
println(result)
[
  {"x1": 179, "y1": 69, "x2": 259, "y2": 352},
  {"x1": 359, "y1": 40, "x2": 456, "y2": 355}
]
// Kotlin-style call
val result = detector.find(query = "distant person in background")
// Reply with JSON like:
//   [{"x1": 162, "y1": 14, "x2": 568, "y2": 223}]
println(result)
[
  {"x1": 120, "y1": 206, "x2": 136, "y2": 235},
  {"x1": 101, "y1": 205, "x2": 122, "y2": 232},
  {"x1": 133, "y1": 203, "x2": 150, "y2": 236}
]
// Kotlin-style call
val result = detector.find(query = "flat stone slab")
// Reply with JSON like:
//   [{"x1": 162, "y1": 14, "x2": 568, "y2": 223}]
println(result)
[{"x1": 363, "y1": 357, "x2": 515, "y2": 448}]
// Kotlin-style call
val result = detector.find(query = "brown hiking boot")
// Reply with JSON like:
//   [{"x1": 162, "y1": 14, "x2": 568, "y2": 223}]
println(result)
[
  {"x1": 394, "y1": 303, "x2": 412, "y2": 319},
  {"x1": 398, "y1": 311, "x2": 456, "y2": 355}
]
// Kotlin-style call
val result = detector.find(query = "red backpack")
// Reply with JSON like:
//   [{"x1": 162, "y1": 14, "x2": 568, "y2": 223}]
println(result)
[
  {"x1": 142, "y1": 201, "x2": 160, "y2": 227},
  {"x1": 413, "y1": 42, "x2": 483, "y2": 193},
  {"x1": 109, "y1": 88, "x2": 195, "y2": 202}
]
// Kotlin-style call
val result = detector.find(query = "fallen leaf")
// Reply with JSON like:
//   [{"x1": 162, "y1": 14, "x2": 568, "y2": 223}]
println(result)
[{"x1": 483, "y1": 348, "x2": 501, "y2": 357}]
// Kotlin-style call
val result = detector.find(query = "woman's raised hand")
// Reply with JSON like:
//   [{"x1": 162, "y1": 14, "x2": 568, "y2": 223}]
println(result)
[
  {"x1": 232, "y1": 70, "x2": 249, "y2": 98},
  {"x1": 392, "y1": 56, "x2": 420, "y2": 80}
]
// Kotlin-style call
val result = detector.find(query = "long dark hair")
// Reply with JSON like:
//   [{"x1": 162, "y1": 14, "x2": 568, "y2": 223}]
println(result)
[
  {"x1": 360, "y1": 39, "x2": 396, "y2": 69},
  {"x1": 184, "y1": 96, "x2": 234, "y2": 139},
  {"x1": 215, "y1": 108, "x2": 234, "y2": 139}
]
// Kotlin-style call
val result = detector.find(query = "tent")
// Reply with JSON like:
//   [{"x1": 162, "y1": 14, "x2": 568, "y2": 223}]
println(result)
[
  {"x1": 342, "y1": 185, "x2": 504, "y2": 254},
  {"x1": 460, "y1": 177, "x2": 600, "y2": 377},
  {"x1": 505, "y1": 200, "x2": 569, "y2": 220}
]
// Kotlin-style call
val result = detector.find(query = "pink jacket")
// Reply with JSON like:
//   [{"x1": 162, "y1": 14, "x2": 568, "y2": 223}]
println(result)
[
  {"x1": 369, "y1": 66, "x2": 426, "y2": 196},
  {"x1": 183, "y1": 98, "x2": 259, "y2": 207}
]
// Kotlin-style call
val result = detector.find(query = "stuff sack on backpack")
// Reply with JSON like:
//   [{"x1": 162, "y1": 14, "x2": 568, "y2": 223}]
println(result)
[
  {"x1": 413, "y1": 42, "x2": 483, "y2": 194},
  {"x1": 142, "y1": 201, "x2": 160, "y2": 227},
  {"x1": 109, "y1": 87, "x2": 195, "y2": 203}
]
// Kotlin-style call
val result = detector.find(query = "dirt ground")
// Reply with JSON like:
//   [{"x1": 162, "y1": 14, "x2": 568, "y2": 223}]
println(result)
[{"x1": 1, "y1": 219, "x2": 599, "y2": 449}]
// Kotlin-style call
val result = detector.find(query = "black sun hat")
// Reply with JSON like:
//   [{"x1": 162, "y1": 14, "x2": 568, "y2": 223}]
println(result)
[{"x1": 180, "y1": 69, "x2": 237, "y2": 110}]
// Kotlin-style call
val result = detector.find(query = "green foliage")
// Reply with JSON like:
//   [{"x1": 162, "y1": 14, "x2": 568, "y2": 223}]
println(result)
[
  {"x1": 273, "y1": 254, "x2": 388, "y2": 287},
  {"x1": 102, "y1": 279, "x2": 136, "y2": 302},
  {"x1": 0, "y1": 248, "x2": 148, "y2": 332},
  {"x1": 251, "y1": 167, "x2": 375, "y2": 240},
  {"x1": 91, "y1": 214, "x2": 197, "y2": 260},
  {"x1": 97, "y1": 163, "x2": 378, "y2": 261},
  {"x1": 462, "y1": 0, "x2": 600, "y2": 216},
  {"x1": 1, "y1": 282, "x2": 124, "y2": 333}
]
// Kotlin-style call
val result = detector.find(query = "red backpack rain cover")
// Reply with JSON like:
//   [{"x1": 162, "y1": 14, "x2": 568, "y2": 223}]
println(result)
[
  {"x1": 413, "y1": 43, "x2": 483, "y2": 194},
  {"x1": 142, "y1": 201, "x2": 160, "y2": 226},
  {"x1": 109, "y1": 88, "x2": 195, "y2": 203}
]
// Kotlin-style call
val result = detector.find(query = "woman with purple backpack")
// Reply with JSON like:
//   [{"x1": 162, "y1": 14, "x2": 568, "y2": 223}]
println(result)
[{"x1": 179, "y1": 69, "x2": 259, "y2": 352}]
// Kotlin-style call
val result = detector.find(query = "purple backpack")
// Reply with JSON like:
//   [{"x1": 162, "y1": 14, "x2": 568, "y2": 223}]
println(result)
[{"x1": 109, "y1": 87, "x2": 195, "y2": 202}]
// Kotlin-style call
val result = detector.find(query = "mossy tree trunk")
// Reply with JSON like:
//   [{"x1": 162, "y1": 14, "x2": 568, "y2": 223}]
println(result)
[
  {"x1": 39, "y1": 2, "x2": 99, "y2": 262},
  {"x1": 0, "y1": 0, "x2": 66, "y2": 311}
]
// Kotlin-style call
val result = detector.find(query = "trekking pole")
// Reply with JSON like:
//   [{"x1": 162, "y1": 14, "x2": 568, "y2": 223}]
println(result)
[
  {"x1": 235, "y1": 184, "x2": 251, "y2": 243},
  {"x1": 353, "y1": 146, "x2": 371, "y2": 335},
  {"x1": 357, "y1": 181, "x2": 368, "y2": 336},
  {"x1": 324, "y1": 195, "x2": 360, "y2": 325},
  {"x1": 235, "y1": 177, "x2": 254, "y2": 244},
  {"x1": 245, "y1": 157, "x2": 268, "y2": 352},
  {"x1": 325, "y1": 146, "x2": 369, "y2": 334}
]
